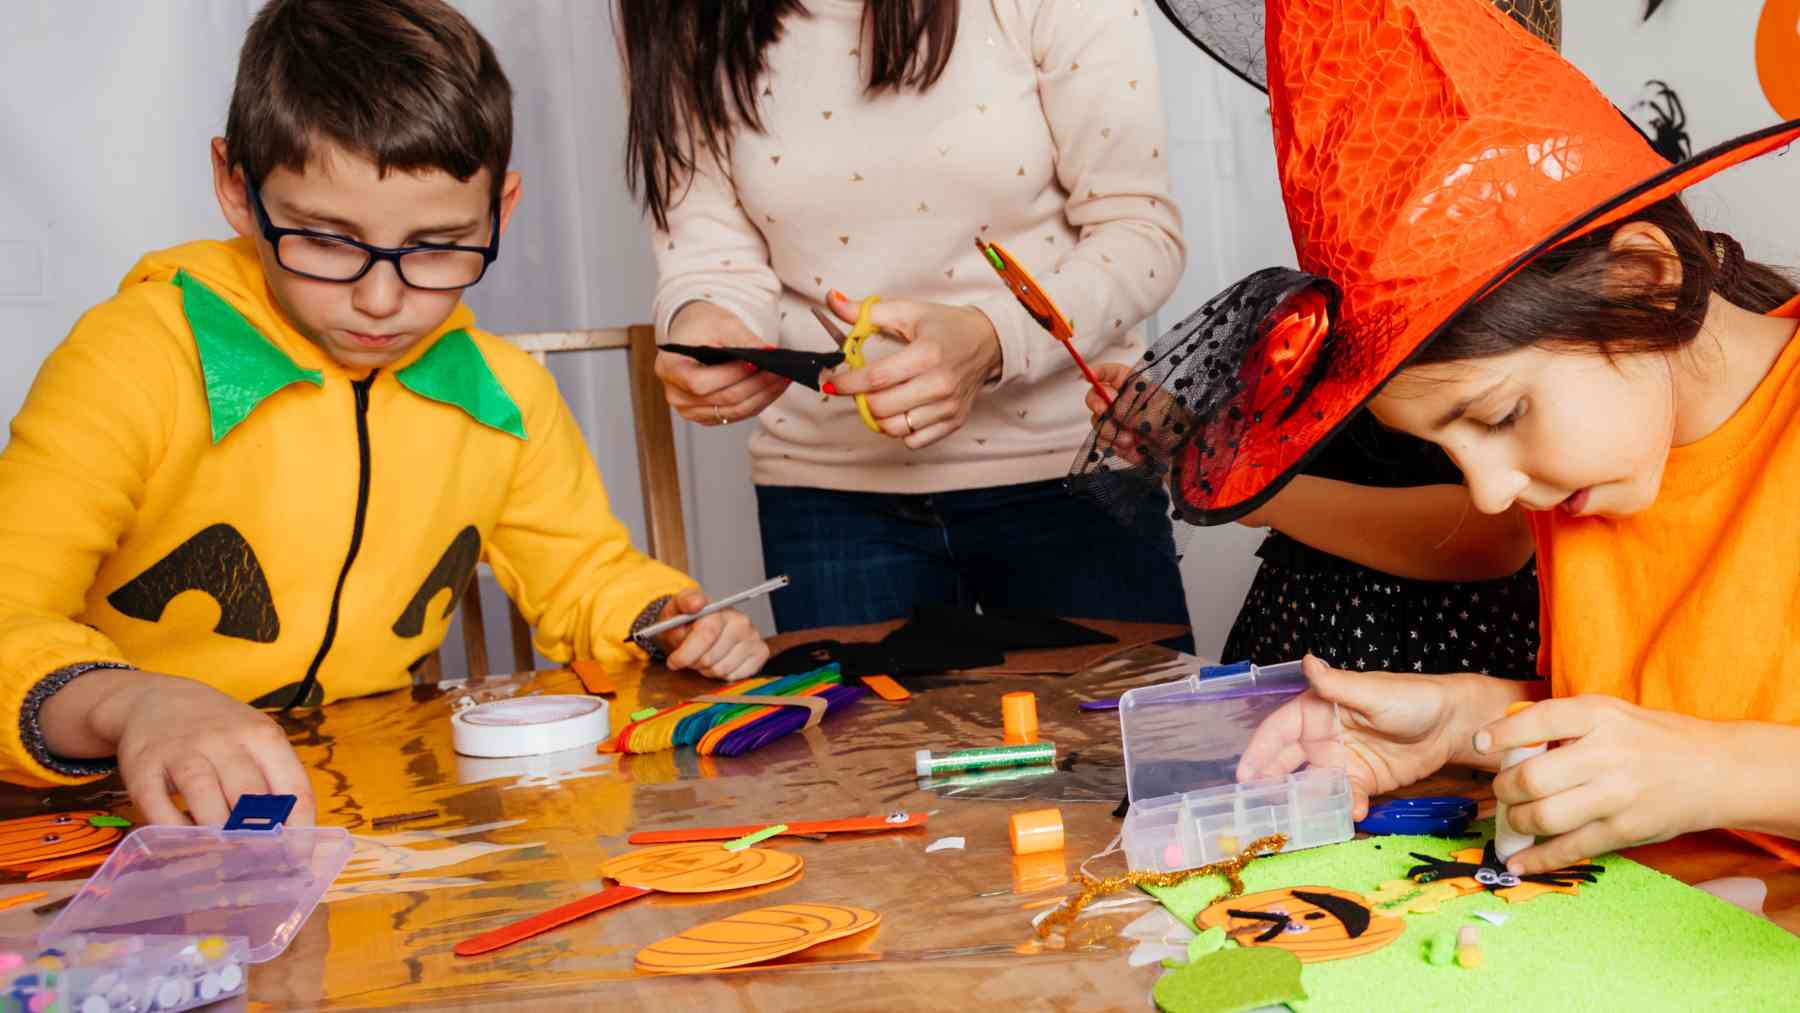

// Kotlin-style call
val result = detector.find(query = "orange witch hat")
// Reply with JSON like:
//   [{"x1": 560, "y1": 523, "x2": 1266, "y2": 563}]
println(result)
[{"x1": 1082, "y1": 0, "x2": 1800, "y2": 525}]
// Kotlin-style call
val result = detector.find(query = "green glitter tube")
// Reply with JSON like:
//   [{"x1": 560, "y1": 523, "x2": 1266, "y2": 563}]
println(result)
[{"x1": 915, "y1": 742, "x2": 1056, "y2": 777}]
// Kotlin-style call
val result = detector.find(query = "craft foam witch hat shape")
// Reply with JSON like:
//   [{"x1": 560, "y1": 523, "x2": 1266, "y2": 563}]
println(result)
[{"x1": 1076, "y1": 0, "x2": 1800, "y2": 526}]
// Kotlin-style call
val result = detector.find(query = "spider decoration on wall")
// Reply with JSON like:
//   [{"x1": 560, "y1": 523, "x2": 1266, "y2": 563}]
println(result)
[
  {"x1": 1407, "y1": 841, "x2": 1605, "y2": 903},
  {"x1": 1633, "y1": 79, "x2": 1693, "y2": 163}
]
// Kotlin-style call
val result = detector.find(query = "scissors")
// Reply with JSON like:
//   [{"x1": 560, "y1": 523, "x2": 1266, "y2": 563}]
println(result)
[
  {"x1": 975, "y1": 237, "x2": 1111, "y2": 405},
  {"x1": 811, "y1": 298, "x2": 885, "y2": 434}
]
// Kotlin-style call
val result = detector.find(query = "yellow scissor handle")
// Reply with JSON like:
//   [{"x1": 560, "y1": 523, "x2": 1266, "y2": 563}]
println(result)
[{"x1": 843, "y1": 296, "x2": 883, "y2": 434}]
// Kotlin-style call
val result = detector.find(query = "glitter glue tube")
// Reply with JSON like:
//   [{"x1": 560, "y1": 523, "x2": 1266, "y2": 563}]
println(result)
[
  {"x1": 916, "y1": 742, "x2": 1055, "y2": 777},
  {"x1": 1493, "y1": 701, "x2": 1547, "y2": 863}
]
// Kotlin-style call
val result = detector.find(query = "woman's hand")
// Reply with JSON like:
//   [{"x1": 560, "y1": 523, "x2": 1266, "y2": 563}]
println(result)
[
  {"x1": 1238, "y1": 656, "x2": 1510, "y2": 818},
  {"x1": 655, "y1": 302, "x2": 790, "y2": 427},
  {"x1": 818, "y1": 290, "x2": 1001, "y2": 450},
  {"x1": 1480, "y1": 696, "x2": 1734, "y2": 874},
  {"x1": 39, "y1": 668, "x2": 316, "y2": 827},
  {"x1": 655, "y1": 588, "x2": 769, "y2": 683}
]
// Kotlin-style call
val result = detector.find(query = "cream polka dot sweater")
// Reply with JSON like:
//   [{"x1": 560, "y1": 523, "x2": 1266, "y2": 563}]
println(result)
[{"x1": 650, "y1": 0, "x2": 1185, "y2": 494}]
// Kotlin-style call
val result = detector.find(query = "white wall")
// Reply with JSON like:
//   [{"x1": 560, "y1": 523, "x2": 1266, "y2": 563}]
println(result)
[{"x1": 2, "y1": 2, "x2": 1793, "y2": 672}]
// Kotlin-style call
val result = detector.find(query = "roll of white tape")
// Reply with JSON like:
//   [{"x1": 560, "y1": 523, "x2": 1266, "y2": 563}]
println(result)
[{"x1": 451, "y1": 695, "x2": 611, "y2": 758}]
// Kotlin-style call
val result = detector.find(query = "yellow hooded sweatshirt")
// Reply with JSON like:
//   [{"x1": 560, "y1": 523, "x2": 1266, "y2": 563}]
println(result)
[{"x1": 0, "y1": 238, "x2": 693, "y2": 786}]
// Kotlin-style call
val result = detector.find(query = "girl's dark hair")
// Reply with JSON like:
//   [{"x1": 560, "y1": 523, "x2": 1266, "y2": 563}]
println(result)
[
  {"x1": 1418, "y1": 195, "x2": 1798, "y2": 366},
  {"x1": 620, "y1": 0, "x2": 960, "y2": 229}
]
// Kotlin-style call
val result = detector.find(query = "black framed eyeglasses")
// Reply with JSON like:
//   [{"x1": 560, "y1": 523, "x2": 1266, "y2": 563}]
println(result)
[{"x1": 244, "y1": 176, "x2": 500, "y2": 291}]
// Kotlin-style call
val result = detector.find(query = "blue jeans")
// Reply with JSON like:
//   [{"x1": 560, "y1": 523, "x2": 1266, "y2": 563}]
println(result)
[{"x1": 755, "y1": 479, "x2": 1193, "y2": 649}]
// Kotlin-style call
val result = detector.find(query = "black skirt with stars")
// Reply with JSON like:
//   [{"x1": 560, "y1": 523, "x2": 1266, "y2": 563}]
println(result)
[
  {"x1": 1219, "y1": 414, "x2": 1542, "y2": 679},
  {"x1": 1220, "y1": 559, "x2": 1541, "y2": 677}
]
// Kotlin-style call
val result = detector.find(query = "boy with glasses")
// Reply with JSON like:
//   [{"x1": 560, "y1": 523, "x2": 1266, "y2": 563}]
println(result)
[{"x1": 0, "y1": 0, "x2": 768, "y2": 826}]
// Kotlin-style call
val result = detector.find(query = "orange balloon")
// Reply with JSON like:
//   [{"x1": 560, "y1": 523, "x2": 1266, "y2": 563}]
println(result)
[
  {"x1": 1758, "y1": 0, "x2": 1800, "y2": 118},
  {"x1": 598, "y1": 843, "x2": 801, "y2": 894},
  {"x1": 635, "y1": 903, "x2": 880, "y2": 974}
]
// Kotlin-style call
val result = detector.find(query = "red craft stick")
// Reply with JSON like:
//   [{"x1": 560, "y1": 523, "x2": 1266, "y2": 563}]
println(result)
[
  {"x1": 454, "y1": 884, "x2": 652, "y2": 957},
  {"x1": 627, "y1": 812, "x2": 927, "y2": 845}
]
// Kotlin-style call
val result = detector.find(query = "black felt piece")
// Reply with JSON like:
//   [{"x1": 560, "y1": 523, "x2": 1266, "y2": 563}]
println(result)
[
  {"x1": 659, "y1": 344, "x2": 844, "y2": 390},
  {"x1": 883, "y1": 605, "x2": 1118, "y2": 652},
  {"x1": 1226, "y1": 909, "x2": 1293, "y2": 943},
  {"x1": 1290, "y1": 889, "x2": 1372, "y2": 938},
  {"x1": 1113, "y1": 795, "x2": 1131, "y2": 819},
  {"x1": 762, "y1": 638, "x2": 1006, "y2": 679}
]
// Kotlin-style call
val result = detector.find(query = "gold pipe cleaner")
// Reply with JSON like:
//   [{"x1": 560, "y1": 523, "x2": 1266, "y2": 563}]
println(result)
[{"x1": 1035, "y1": 833, "x2": 1288, "y2": 938}]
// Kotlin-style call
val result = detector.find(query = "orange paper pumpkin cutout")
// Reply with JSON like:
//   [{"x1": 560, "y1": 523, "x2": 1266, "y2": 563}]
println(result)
[
  {"x1": 0, "y1": 812, "x2": 121, "y2": 870},
  {"x1": 599, "y1": 842, "x2": 802, "y2": 893},
  {"x1": 1197, "y1": 886, "x2": 1405, "y2": 963},
  {"x1": 635, "y1": 903, "x2": 881, "y2": 974},
  {"x1": 1758, "y1": 0, "x2": 1800, "y2": 118}
]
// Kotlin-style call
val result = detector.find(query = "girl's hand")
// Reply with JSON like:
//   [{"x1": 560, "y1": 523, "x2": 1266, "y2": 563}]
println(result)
[
  {"x1": 1084, "y1": 362, "x2": 1144, "y2": 465},
  {"x1": 40, "y1": 668, "x2": 316, "y2": 827},
  {"x1": 1238, "y1": 656, "x2": 1484, "y2": 818},
  {"x1": 655, "y1": 301, "x2": 790, "y2": 426},
  {"x1": 1480, "y1": 696, "x2": 1730, "y2": 875},
  {"x1": 818, "y1": 290, "x2": 1001, "y2": 450},
  {"x1": 656, "y1": 588, "x2": 769, "y2": 682}
]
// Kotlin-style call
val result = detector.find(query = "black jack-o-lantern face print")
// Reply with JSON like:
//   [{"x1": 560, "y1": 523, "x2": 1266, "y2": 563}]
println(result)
[
  {"x1": 1196, "y1": 886, "x2": 1404, "y2": 963},
  {"x1": 108, "y1": 524, "x2": 279, "y2": 642}
]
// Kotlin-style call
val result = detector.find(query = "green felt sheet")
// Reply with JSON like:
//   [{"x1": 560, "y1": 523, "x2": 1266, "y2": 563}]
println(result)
[{"x1": 1143, "y1": 823, "x2": 1800, "y2": 1010}]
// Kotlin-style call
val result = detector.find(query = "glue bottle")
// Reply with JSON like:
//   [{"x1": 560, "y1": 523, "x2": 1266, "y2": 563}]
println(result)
[{"x1": 1493, "y1": 701, "x2": 1547, "y2": 864}]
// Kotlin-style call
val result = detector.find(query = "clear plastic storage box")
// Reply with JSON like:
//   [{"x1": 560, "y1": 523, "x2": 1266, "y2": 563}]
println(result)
[
  {"x1": 2, "y1": 813, "x2": 353, "y2": 1011},
  {"x1": 1119, "y1": 660, "x2": 1353, "y2": 872}
]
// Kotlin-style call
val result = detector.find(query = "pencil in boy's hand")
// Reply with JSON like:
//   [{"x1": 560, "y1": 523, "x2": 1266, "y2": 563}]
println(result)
[{"x1": 631, "y1": 575, "x2": 790, "y2": 642}]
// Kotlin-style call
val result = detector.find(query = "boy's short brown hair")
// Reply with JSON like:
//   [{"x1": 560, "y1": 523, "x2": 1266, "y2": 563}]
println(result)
[{"x1": 225, "y1": 0, "x2": 512, "y2": 195}]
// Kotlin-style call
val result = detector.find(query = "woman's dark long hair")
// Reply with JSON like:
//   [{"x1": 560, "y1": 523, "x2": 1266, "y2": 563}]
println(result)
[
  {"x1": 620, "y1": 0, "x2": 959, "y2": 229},
  {"x1": 1419, "y1": 195, "x2": 1798, "y2": 365}
]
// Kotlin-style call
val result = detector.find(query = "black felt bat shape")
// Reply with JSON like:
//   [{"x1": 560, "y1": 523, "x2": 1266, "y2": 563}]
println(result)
[{"x1": 659, "y1": 344, "x2": 845, "y2": 390}]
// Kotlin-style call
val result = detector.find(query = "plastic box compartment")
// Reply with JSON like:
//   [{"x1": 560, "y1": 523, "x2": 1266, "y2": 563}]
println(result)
[
  {"x1": 5, "y1": 819, "x2": 355, "y2": 1011},
  {"x1": 1119, "y1": 659, "x2": 1352, "y2": 872},
  {"x1": 1, "y1": 931, "x2": 252, "y2": 1012}
]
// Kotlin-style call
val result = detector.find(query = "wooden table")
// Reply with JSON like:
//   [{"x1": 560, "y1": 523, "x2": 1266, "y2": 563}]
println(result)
[{"x1": 0, "y1": 629, "x2": 1793, "y2": 1010}]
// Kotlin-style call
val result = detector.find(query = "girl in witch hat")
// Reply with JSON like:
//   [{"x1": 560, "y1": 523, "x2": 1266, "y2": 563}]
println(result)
[
  {"x1": 1086, "y1": 1, "x2": 1570, "y2": 681},
  {"x1": 1092, "y1": 0, "x2": 1800, "y2": 872}
]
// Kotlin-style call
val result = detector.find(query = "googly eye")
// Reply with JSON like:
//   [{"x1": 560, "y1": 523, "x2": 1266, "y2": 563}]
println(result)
[
  {"x1": 40, "y1": 834, "x2": 60, "y2": 844},
  {"x1": 1282, "y1": 920, "x2": 1309, "y2": 933},
  {"x1": 1497, "y1": 873, "x2": 1521, "y2": 888},
  {"x1": 885, "y1": 812, "x2": 909, "y2": 824},
  {"x1": 1474, "y1": 868, "x2": 1499, "y2": 886}
]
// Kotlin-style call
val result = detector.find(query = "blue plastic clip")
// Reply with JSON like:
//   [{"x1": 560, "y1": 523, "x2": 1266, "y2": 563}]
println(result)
[
  {"x1": 1198, "y1": 660, "x2": 1254, "y2": 680},
  {"x1": 1355, "y1": 796, "x2": 1477, "y2": 837},
  {"x1": 222, "y1": 794, "x2": 297, "y2": 831}
]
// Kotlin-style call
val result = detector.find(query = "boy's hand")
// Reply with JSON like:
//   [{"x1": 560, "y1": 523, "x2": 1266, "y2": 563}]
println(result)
[
  {"x1": 1480, "y1": 696, "x2": 1729, "y2": 875},
  {"x1": 1238, "y1": 656, "x2": 1509, "y2": 818},
  {"x1": 39, "y1": 668, "x2": 315, "y2": 827},
  {"x1": 656, "y1": 588, "x2": 769, "y2": 682},
  {"x1": 817, "y1": 291, "x2": 1001, "y2": 450},
  {"x1": 656, "y1": 302, "x2": 789, "y2": 426}
]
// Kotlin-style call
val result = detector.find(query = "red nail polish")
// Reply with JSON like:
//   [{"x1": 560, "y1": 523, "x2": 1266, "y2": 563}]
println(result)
[
  {"x1": 823, "y1": 382, "x2": 840, "y2": 396},
  {"x1": 828, "y1": 289, "x2": 845, "y2": 303}
]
